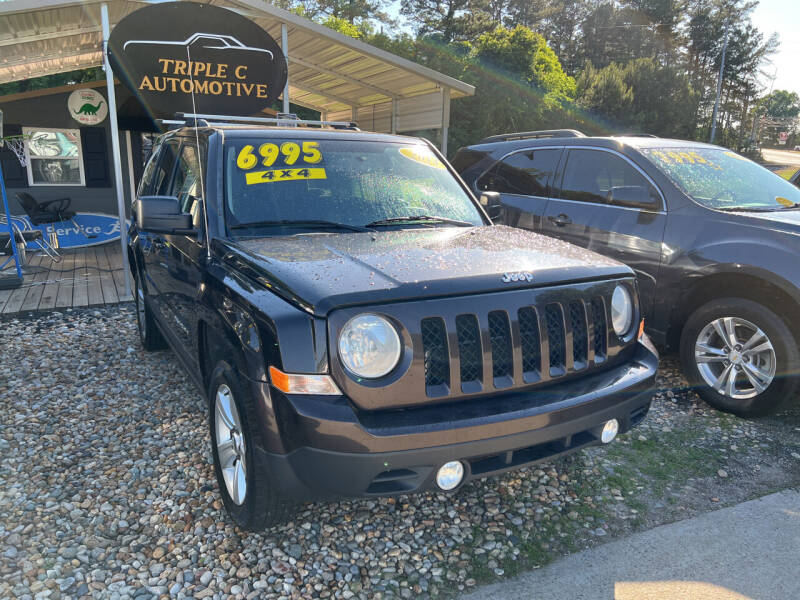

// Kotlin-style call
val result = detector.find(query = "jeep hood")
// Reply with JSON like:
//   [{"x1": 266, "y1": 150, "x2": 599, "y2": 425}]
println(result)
[{"x1": 221, "y1": 225, "x2": 631, "y2": 315}]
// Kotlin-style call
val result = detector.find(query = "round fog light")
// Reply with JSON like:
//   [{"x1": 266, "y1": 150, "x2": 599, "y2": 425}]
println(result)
[
  {"x1": 436, "y1": 461, "x2": 465, "y2": 491},
  {"x1": 601, "y1": 419, "x2": 619, "y2": 444}
]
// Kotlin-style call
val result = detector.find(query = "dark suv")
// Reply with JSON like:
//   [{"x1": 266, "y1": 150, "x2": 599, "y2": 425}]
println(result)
[
  {"x1": 129, "y1": 118, "x2": 657, "y2": 529},
  {"x1": 454, "y1": 130, "x2": 800, "y2": 417}
]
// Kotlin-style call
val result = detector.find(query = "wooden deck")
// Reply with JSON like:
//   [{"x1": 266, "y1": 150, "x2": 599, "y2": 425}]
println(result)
[{"x1": 0, "y1": 243, "x2": 131, "y2": 315}]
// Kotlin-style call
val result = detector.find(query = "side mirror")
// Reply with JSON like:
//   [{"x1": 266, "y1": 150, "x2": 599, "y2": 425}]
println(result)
[
  {"x1": 607, "y1": 186, "x2": 659, "y2": 209},
  {"x1": 136, "y1": 196, "x2": 194, "y2": 234},
  {"x1": 479, "y1": 191, "x2": 505, "y2": 223}
]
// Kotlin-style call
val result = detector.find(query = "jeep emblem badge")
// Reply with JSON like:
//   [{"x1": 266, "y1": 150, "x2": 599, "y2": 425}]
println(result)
[{"x1": 502, "y1": 272, "x2": 534, "y2": 283}]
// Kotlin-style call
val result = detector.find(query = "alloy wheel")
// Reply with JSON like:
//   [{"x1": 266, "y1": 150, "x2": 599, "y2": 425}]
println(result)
[
  {"x1": 214, "y1": 384, "x2": 247, "y2": 505},
  {"x1": 694, "y1": 316, "x2": 776, "y2": 400}
]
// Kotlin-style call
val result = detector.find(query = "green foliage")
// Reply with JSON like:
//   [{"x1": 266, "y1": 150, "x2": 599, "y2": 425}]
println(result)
[
  {"x1": 322, "y1": 15, "x2": 372, "y2": 39},
  {"x1": 760, "y1": 90, "x2": 800, "y2": 119},
  {"x1": 576, "y1": 61, "x2": 633, "y2": 123},
  {"x1": 474, "y1": 26, "x2": 576, "y2": 103},
  {"x1": 576, "y1": 58, "x2": 698, "y2": 137},
  {"x1": 400, "y1": 0, "x2": 495, "y2": 42}
]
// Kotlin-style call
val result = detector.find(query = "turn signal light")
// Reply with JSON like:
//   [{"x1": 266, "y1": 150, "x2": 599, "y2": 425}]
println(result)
[
  {"x1": 638, "y1": 319, "x2": 645, "y2": 340},
  {"x1": 269, "y1": 366, "x2": 342, "y2": 395}
]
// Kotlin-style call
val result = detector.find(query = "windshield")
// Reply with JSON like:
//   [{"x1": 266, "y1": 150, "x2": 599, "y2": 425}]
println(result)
[
  {"x1": 223, "y1": 137, "x2": 484, "y2": 235},
  {"x1": 641, "y1": 147, "x2": 800, "y2": 211}
]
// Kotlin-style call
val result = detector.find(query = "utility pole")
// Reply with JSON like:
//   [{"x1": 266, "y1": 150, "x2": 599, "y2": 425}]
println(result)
[{"x1": 710, "y1": 22, "x2": 729, "y2": 144}]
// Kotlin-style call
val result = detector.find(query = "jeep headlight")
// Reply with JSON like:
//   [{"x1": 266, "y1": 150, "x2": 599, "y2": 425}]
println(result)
[
  {"x1": 611, "y1": 285, "x2": 634, "y2": 336},
  {"x1": 338, "y1": 314, "x2": 402, "y2": 379}
]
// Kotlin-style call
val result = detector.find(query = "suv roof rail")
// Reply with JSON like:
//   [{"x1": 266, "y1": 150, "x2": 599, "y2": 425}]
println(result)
[
  {"x1": 612, "y1": 133, "x2": 658, "y2": 138},
  {"x1": 161, "y1": 112, "x2": 360, "y2": 131},
  {"x1": 478, "y1": 129, "x2": 586, "y2": 143}
]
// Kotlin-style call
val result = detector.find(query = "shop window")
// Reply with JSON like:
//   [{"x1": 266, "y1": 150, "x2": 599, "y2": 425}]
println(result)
[{"x1": 23, "y1": 127, "x2": 85, "y2": 186}]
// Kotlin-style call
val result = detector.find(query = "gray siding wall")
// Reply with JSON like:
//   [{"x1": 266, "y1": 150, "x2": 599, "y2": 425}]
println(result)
[{"x1": 0, "y1": 85, "x2": 138, "y2": 218}]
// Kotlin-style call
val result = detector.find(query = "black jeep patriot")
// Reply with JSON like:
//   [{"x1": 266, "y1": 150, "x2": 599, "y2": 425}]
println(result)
[{"x1": 129, "y1": 118, "x2": 658, "y2": 529}]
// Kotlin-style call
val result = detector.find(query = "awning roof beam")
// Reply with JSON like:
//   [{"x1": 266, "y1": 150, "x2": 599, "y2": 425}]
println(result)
[
  {"x1": 0, "y1": 26, "x2": 102, "y2": 47},
  {"x1": 290, "y1": 55, "x2": 399, "y2": 100}
]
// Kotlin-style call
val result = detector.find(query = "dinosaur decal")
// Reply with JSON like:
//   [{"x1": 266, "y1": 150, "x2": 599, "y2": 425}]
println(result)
[{"x1": 73, "y1": 101, "x2": 104, "y2": 116}]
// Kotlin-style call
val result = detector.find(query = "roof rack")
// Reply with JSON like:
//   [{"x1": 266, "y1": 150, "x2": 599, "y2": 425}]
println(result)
[
  {"x1": 160, "y1": 112, "x2": 360, "y2": 131},
  {"x1": 612, "y1": 133, "x2": 658, "y2": 138},
  {"x1": 478, "y1": 129, "x2": 586, "y2": 143}
]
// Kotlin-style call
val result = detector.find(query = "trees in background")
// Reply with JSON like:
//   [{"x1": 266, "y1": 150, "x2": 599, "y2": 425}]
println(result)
[
  {"x1": 760, "y1": 90, "x2": 800, "y2": 120},
  {"x1": 332, "y1": 0, "x2": 780, "y2": 151},
  {"x1": 0, "y1": 0, "x2": 784, "y2": 153}
]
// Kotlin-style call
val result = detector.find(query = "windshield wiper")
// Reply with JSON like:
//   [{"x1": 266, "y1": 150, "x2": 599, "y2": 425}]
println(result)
[
  {"x1": 229, "y1": 219, "x2": 370, "y2": 232},
  {"x1": 364, "y1": 215, "x2": 474, "y2": 228},
  {"x1": 715, "y1": 206, "x2": 787, "y2": 213}
]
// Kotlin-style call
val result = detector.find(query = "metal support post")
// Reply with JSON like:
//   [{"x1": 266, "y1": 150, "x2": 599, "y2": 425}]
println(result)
[
  {"x1": 441, "y1": 87, "x2": 451, "y2": 155},
  {"x1": 281, "y1": 24, "x2": 290, "y2": 114},
  {"x1": 101, "y1": 2, "x2": 132, "y2": 298}
]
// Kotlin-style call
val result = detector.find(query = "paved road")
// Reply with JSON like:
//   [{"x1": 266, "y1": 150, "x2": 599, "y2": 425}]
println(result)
[
  {"x1": 762, "y1": 148, "x2": 800, "y2": 166},
  {"x1": 460, "y1": 489, "x2": 800, "y2": 600}
]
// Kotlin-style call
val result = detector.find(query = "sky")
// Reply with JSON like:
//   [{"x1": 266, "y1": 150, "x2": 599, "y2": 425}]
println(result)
[{"x1": 750, "y1": 0, "x2": 800, "y2": 97}]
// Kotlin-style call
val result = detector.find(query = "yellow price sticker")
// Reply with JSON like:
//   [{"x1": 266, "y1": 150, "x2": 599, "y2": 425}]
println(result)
[
  {"x1": 245, "y1": 167, "x2": 327, "y2": 186},
  {"x1": 237, "y1": 141, "x2": 323, "y2": 171},
  {"x1": 399, "y1": 146, "x2": 446, "y2": 170}
]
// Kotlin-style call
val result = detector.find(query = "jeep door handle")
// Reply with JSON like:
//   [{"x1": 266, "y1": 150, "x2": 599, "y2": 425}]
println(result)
[{"x1": 548, "y1": 213, "x2": 572, "y2": 227}]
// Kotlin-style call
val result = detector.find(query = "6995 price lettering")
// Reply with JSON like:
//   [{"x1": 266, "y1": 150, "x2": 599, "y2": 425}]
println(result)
[{"x1": 237, "y1": 141, "x2": 323, "y2": 169}]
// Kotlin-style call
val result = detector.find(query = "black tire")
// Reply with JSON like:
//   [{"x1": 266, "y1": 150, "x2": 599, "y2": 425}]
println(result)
[
  {"x1": 680, "y1": 298, "x2": 800, "y2": 417},
  {"x1": 134, "y1": 274, "x2": 167, "y2": 351},
  {"x1": 208, "y1": 359, "x2": 295, "y2": 530}
]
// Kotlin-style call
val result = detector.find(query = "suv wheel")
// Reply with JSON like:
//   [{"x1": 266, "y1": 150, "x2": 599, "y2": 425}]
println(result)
[
  {"x1": 680, "y1": 298, "x2": 799, "y2": 417},
  {"x1": 208, "y1": 360, "x2": 295, "y2": 530},
  {"x1": 134, "y1": 275, "x2": 166, "y2": 351}
]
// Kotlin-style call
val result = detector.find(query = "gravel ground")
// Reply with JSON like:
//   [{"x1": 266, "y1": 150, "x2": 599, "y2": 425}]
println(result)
[{"x1": 2, "y1": 305, "x2": 799, "y2": 600}]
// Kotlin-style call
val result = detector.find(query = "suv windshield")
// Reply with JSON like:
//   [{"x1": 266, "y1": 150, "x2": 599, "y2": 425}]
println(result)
[
  {"x1": 223, "y1": 137, "x2": 484, "y2": 235},
  {"x1": 641, "y1": 147, "x2": 800, "y2": 211}
]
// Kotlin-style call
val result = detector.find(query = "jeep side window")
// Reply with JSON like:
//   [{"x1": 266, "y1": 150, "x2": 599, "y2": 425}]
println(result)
[
  {"x1": 478, "y1": 149, "x2": 559, "y2": 197},
  {"x1": 153, "y1": 139, "x2": 181, "y2": 197},
  {"x1": 560, "y1": 149, "x2": 657, "y2": 207},
  {"x1": 172, "y1": 144, "x2": 205, "y2": 227},
  {"x1": 138, "y1": 141, "x2": 162, "y2": 197}
]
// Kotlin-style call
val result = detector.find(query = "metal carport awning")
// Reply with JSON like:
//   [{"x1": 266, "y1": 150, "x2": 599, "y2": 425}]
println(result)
[{"x1": 0, "y1": 0, "x2": 474, "y2": 149}]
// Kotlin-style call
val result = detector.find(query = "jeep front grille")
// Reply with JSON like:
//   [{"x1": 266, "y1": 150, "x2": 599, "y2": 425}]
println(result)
[
  {"x1": 517, "y1": 307, "x2": 541, "y2": 380},
  {"x1": 328, "y1": 279, "x2": 634, "y2": 410},
  {"x1": 456, "y1": 314, "x2": 482, "y2": 385},
  {"x1": 422, "y1": 296, "x2": 610, "y2": 397},
  {"x1": 488, "y1": 310, "x2": 513, "y2": 385},
  {"x1": 421, "y1": 317, "x2": 449, "y2": 388},
  {"x1": 591, "y1": 297, "x2": 607, "y2": 360}
]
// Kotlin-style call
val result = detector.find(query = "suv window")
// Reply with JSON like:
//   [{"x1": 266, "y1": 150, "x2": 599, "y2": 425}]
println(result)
[
  {"x1": 138, "y1": 140, "x2": 162, "y2": 196},
  {"x1": 223, "y1": 138, "x2": 483, "y2": 234},
  {"x1": 641, "y1": 147, "x2": 800, "y2": 211},
  {"x1": 478, "y1": 149, "x2": 559, "y2": 197},
  {"x1": 172, "y1": 143, "x2": 205, "y2": 227},
  {"x1": 153, "y1": 139, "x2": 181, "y2": 197},
  {"x1": 560, "y1": 149, "x2": 657, "y2": 207}
]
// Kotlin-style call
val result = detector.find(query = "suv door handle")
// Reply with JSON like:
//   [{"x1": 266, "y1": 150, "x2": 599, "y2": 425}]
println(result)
[{"x1": 548, "y1": 213, "x2": 572, "y2": 227}]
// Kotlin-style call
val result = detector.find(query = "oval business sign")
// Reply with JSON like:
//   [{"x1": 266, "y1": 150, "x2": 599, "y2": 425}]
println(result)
[{"x1": 107, "y1": 1, "x2": 287, "y2": 117}]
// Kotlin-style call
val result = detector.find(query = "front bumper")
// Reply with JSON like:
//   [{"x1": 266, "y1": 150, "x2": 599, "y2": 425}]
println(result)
[{"x1": 254, "y1": 338, "x2": 658, "y2": 500}]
